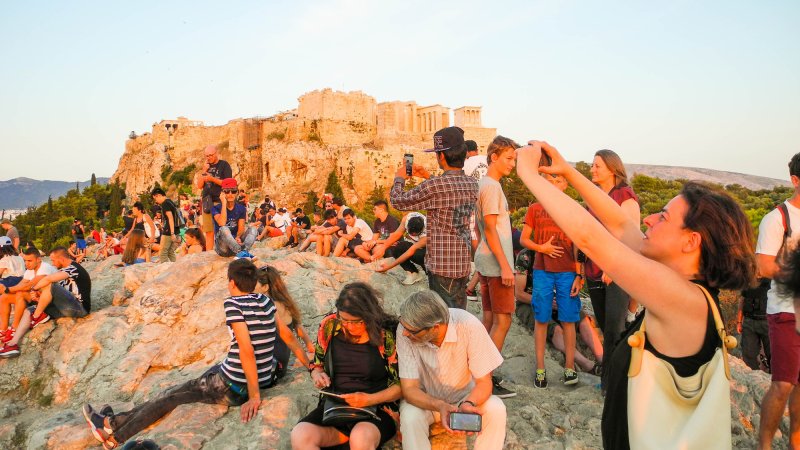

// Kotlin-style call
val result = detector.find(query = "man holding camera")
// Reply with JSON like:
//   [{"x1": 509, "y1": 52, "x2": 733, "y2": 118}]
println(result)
[
  {"x1": 396, "y1": 290, "x2": 506, "y2": 450},
  {"x1": 390, "y1": 126, "x2": 479, "y2": 309},
  {"x1": 196, "y1": 145, "x2": 232, "y2": 251}
]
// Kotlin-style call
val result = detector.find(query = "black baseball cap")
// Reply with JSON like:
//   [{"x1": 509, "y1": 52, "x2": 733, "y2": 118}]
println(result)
[{"x1": 424, "y1": 126, "x2": 465, "y2": 153}]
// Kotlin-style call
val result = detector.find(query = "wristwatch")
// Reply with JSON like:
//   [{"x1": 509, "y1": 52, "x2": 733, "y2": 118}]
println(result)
[{"x1": 457, "y1": 400, "x2": 476, "y2": 408}]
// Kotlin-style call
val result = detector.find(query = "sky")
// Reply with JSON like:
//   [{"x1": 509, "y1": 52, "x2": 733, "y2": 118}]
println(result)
[{"x1": 1, "y1": 0, "x2": 798, "y2": 182}]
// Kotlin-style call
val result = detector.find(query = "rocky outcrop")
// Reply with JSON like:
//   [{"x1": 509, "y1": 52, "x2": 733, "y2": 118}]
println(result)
[{"x1": 0, "y1": 244, "x2": 787, "y2": 449}]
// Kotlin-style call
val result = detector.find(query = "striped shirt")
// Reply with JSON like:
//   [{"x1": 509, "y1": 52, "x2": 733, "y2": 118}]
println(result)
[
  {"x1": 58, "y1": 262, "x2": 88, "y2": 302},
  {"x1": 396, "y1": 308, "x2": 503, "y2": 404},
  {"x1": 220, "y1": 293, "x2": 277, "y2": 388},
  {"x1": 390, "y1": 170, "x2": 478, "y2": 278}
]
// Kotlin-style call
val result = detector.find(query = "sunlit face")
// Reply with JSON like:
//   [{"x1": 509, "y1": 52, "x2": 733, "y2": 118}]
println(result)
[
  {"x1": 641, "y1": 195, "x2": 693, "y2": 261},
  {"x1": 337, "y1": 310, "x2": 366, "y2": 339},
  {"x1": 491, "y1": 148, "x2": 516, "y2": 177},
  {"x1": 542, "y1": 173, "x2": 568, "y2": 192},
  {"x1": 22, "y1": 253, "x2": 40, "y2": 270},
  {"x1": 344, "y1": 215, "x2": 356, "y2": 227},
  {"x1": 591, "y1": 155, "x2": 614, "y2": 185},
  {"x1": 326, "y1": 216, "x2": 338, "y2": 226},
  {"x1": 204, "y1": 147, "x2": 219, "y2": 164}
]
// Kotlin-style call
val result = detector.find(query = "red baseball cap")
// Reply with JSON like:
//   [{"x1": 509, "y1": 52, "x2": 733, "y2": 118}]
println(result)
[{"x1": 221, "y1": 178, "x2": 238, "y2": 190}]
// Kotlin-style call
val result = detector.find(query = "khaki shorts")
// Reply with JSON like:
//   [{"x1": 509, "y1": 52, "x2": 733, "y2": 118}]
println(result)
[{"x1": 202, "y1": 211, "x2": 215, "y2": 233}]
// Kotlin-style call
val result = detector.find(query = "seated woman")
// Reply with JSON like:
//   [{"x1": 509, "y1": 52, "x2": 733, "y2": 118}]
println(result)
[
  {"x1": 516, "y1": 142, "x2": 755, "y2": 449},
  {"x1": 178, "y1": 228, "x2": 205, "y2": 256},
  {"x1": 291, "y1": 282, "x2": 401, "y2": 450},
  {"x1": 68, "y1": 241, "x2": 85, "y2": 263},
  {"x1": 255, "y1": 266, "x2": 315, "y2": 378},
  {"x1": 118, "y1": 229, "x2": 150, "y2": 266}
]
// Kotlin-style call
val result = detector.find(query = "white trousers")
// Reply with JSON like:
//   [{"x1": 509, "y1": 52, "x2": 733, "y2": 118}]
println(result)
[{"x1": 399, "y1": 396, "x2": 506, "y2": 450}]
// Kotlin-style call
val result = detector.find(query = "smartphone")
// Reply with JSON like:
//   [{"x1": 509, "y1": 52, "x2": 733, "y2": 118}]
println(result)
[
  {"x1": 449, "y1": 412, "x2": 482, "y2": 432},
  {"x1": 539, "y1": 152, "x2": 552, "y2": 167},
  {"x1": 404, "y1": 153, "x2": 414, "y2": 176}
]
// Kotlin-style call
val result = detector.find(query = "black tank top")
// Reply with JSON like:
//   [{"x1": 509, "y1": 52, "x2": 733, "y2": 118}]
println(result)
[{"x1": 601, "y1": 281, "x2": 721, "y2": 450}]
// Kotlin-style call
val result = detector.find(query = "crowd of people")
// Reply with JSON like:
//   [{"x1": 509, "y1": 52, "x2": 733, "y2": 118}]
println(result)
[{"x1": 0, "y1": 129, "x2": 798, "y2": 450}]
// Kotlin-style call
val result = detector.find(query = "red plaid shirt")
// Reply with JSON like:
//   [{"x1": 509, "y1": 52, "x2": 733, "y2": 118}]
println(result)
[{"x1": 390, "y1": 170, "x2": 478, "y2": 278}]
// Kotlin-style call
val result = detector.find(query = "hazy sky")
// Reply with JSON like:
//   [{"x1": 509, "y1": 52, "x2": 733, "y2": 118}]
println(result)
[{"x1": 1, "y1": 0, "x2": 798, "y2": 182}]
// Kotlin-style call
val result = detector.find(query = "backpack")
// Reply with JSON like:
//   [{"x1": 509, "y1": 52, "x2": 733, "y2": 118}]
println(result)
[{"x1": 164, "y1": 199, "x2": 185, "y2": 231}]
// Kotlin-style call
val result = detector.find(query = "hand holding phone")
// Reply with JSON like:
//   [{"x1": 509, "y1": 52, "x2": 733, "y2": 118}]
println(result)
[
  {"x1": 403, "y1": 153, "x2": 414, "y2": 177},
  {"x1": 449, "y1": 412, "x2": 482, "y2": 432}
]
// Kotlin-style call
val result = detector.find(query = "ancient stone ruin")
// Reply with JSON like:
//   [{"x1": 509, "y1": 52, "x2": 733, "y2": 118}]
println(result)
[{"x1": 112, "y1": 89, "x2": 498, "y2": 207}]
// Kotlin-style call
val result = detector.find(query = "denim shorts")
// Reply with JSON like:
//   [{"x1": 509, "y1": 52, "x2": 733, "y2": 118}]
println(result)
[
  {"x1": 531, "y1": 270, "x2": 580, "y2": 323},
  {"x1": 27, "y1": 284, "x2": 87, "y2": 319}
]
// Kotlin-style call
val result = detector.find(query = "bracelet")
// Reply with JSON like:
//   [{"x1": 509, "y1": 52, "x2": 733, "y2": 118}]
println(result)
[
  {"x1": 308, "y1": 364, "x2": 318, "y2": 374},
  {"x1": 457, "y1": 400, "x2": 476, "y2": 408},
  {"x1": 575, "y1": 274, "x2": 583, "y2": 279}
]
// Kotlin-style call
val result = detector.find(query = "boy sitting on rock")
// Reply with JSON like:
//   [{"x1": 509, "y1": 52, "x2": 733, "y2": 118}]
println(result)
[{"x1": 83, "y1": 259, "x2": 310, "y2": 448}]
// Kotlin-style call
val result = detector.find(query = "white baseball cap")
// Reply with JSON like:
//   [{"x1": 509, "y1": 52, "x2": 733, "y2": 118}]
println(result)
[{"x1": 0, "y1": 236, "x2": 12, "y2": 247}]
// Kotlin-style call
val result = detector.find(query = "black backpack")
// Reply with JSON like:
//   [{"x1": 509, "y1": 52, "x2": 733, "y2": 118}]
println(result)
[
  {"x1": 164, "y1": 199, "x2": 185, "y2": 231},
  {"x1": 776, "y1": 202, "x2": 793, "y2": 265}
]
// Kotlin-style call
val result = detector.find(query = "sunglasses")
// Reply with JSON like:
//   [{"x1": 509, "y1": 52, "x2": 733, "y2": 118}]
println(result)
[
  {"x1": 223, "y1": 189, "x2": 238, "y2": 194},
  {"x1": 402, "y1": 322, "x2": 431, "y2": 335}
]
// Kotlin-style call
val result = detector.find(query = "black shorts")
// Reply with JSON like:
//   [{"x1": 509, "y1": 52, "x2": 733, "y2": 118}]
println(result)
[
  {"x1": 298, "y1": 398, "x2": 397, "y2": 447},
  {"x1": 347, "y1": 236, "x2": 364, "y2": 251}
]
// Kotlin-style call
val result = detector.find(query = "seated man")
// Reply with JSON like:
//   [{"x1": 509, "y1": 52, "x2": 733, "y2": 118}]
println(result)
[
  {"x1": 212, "y1": 178, "x2": 258, "y2": 258},
  {"x1": 0, "y1": 247, "x2": 58, "y2": 356},
  {"x1": 297, "y1": 209, "x2": 345, "y2": 257},
  {"x1": 82, "y1": 259, "x2": 310, "y2": 448},
  {"x1": 0, "y1": 247, "x2": 92, "y2": 357},
  {"x1": 397, "y1": 290, "x2": 506, "y2": 450},
  {"x1": 375, "y1": 213, "x2": 427, "y2": 285},
  {"x1": 257, "y1": 206, "x2": 284, "y2": 240},
  {"x1": 332, "y1": 209, "x2": 374, "y2": 258},
  {"x1": 285, "y1": 208, "x2": 311, "y2": 248},
  {"x1": 355, "y1": 200, "x2": 400, "y2": 259}
]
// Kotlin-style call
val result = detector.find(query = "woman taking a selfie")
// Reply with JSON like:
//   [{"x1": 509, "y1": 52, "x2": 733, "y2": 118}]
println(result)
[
  {"x1": 291, "y1": 282, "x2": 400, "y2": 450},
  {"x1": 516, "y1": 142, "x2": 755, "y2": 449}
]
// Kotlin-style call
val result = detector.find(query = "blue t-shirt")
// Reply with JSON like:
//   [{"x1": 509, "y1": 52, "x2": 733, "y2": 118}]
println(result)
[{"x1": 212, "y1": 203, "x2": 248, "y2": 235}]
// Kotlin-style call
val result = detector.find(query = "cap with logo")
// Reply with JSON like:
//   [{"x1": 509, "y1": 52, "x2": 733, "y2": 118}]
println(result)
[
  {"x1": 0, "y1": 236, "x2": 12, "y2": 247},
  {"x1": 424, "y1": 126, "x2": 465, "y2": 153}
]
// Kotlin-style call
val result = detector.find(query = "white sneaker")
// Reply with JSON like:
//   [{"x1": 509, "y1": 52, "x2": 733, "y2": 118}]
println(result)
[{"x1": 401, "y1": 271, "x2": 424, "y2": 285}]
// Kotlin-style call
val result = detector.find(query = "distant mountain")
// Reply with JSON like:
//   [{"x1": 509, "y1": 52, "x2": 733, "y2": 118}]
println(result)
[
  {"x1": 0, "y1": 177, "x2": 110, "y2": 210},
  {"x1": 624, "y1": 164, "x2": 789, "y2": 191}
]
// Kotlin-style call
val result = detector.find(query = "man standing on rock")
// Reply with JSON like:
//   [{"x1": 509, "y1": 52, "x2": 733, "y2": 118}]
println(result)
[
  {"x1": 151, "y1": 188, "x2": 183, "y2": 262},
  {"x1": 758, "y1": 152, "x2": 800, "y2": 449},
  {"x1": 82, "y1": 259, "x2": 311, "y2": 448},
  {"x1": 196, "y1": 144, "x2": 232, "y2": 251},
  {"x1": 71, "y1": 218, "x2": 87, "y2": 256},
  {"x1": 1, "y1": 219, "x2": 20, "y2": 251},
  {"x1": 390, "y1": 126, "x2": 478, "y2": 309}
]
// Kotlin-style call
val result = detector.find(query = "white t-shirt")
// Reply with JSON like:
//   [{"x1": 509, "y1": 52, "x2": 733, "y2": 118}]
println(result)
[
  {"x1": 463, "y1": 155, "x2": 488, "y2": 180},
  {"x1": 347, "y1": 218, "x2": 374, "y2": 241},
  {"x1": 756, "y1": 200, "x2": 800, "y2": 314},
  {"x1": 22, "y1": 261, "x2": 57, "y2": 281},
  {"x1": 403, "y1": 212, "x2": 427, "y2": 243},
  {"x1": 272, "y1": 213, "x2": 292, "y2": 231},
  {"x1": 0, "y1": 255, "x2": 25, "y2": 278}
]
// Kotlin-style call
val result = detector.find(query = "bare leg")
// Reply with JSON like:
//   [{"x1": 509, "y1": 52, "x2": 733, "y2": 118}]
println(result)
[
  {"x1": 759, "y1": 381, "x2": 793, "y2": 449},
  {"x1": 535, "y1": 320, "x2": 548, "y2": 370},
  {"x1": 552, "y1": 325, "x2": 595, "y2": 372},
  {"x1": 7, "y1": 308, "x2": 31, "y2": 346},
  {"x1": 12, "y1": 293, "x2": 29, "y2": 329},
  {"x1": 204, "y1": 231, "x2": 214, "y2": 251},
  {"x1": 0, "y1": 293, "x2": 12, "y2": 330},
  {"x1": 290, "y1": 422, "x2": 348, "y2": 450},
  {"x1": 482, "y1": 310, "x2": 493, "y2": 333},
  {"x1": 32, "y1": 284, "x2": 53, "y2": 318},
  {"x1": 579, "y1": 316, "x2": 604, "y2": 363},
  {"x1": 490, "y1": 313, "x2": 512, "y2": 353},
  {"x1": 560, "y1": 322, "x2": 577, "y2": 370},
  {"x1": 789, "y1": 386, "x2": 800, "y2": 449},
  {"x1": 332, "y1": 238, "x2": 347, "y2": 257}
]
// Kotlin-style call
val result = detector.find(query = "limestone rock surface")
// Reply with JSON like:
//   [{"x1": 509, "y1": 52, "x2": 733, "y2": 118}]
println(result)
[{"x1": 0, "y1": 245, "x2": 786, "y2": 449}]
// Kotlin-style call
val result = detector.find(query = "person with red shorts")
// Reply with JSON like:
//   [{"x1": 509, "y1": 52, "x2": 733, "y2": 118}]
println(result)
[
  {"x1": 757, "y1": 152, "x2": 800, "y2": 449},
  {"x1": 473, "y1": 136, "x2": 519, "y2": 399}
]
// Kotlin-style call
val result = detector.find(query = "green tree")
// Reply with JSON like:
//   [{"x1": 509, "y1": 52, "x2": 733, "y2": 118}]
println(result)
[
  {"x1": 90, "y1": 173, "x2": 97, "y2": 186},
  {"x1": 325, "y1": 170, "x2": 345, "y2": 200}
]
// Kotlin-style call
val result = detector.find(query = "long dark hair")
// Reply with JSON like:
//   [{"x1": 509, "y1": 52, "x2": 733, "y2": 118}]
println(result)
[
  {"x1": 122, "y1": 229, "x2": 146, "y2": 265},
  {"x1": 680, "y1": 182, "x2": 756, "y2": 290},
  {"x1": 0, "y1": 245, "x2": 18, "y2": 257},
  {"x1": 257, "y1": 266, "x2": 302, "y2": 324},
  {"x1": 335, "y1": 282, "x2": 398, "y2": 347},
  {"x1": 185, "y1": 227, "x2": 205, "y2": 249}
]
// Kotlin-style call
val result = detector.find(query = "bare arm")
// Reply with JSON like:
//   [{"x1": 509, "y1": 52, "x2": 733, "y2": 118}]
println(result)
[
  {"x1": 33, "y1": 271, "x2": 68, "y2": 290},
  {"x1": 400, "y1": 378, "x2": 458, "y2": 432},
  {"x1": 482, "y1": 214, "x2": 514, "y2": 285},
  {"x1": 275, "y1": 315, "x2": 311, "y2": 367},
  {"x1": 756, "y1": 253, "x2": 779, "y2": 279},
  {"x1": 377, "y1": 237, "x2": 427, "y2": 272}
]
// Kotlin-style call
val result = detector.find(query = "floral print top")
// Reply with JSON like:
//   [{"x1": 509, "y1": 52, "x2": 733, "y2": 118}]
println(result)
[{"x1": 311, "y1": 313, "x2": 399, "y2": 388}]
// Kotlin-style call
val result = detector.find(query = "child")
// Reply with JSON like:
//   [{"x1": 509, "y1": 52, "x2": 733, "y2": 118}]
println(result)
[
  {"x1": 83, "y1": 259, "x2": 311, "y2": 448},
  {"x1": 520, "y1": 173, "x2": 584, "y2": 388}
]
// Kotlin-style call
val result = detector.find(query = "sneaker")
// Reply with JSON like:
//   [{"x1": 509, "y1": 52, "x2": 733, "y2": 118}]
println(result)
[
  {"x1": 401, "y1": 271, "x2": 424, "y2": 285},
  {"x1": 0, "y1": 344, "x2": 19, "y2": 358},
  {"x1": 564, "y1": 368, "x2": 579, "y2": 386},
  {"x1": 534, "y1": 369, "x2": 548, "y2": 389},
  {"x1": 0, "y1": 328, "x2": 14, "y2": 343},
  {"x1": 31, "y1": 313, "x2": 51, "y2": 329},
  {"x1": 466, "y1": 288, "x2": 478, "y2": 302},
  {"x1": 234, "y1": 250, "x2": 255, "y2": 260},
  {"x1": 82, "y1": 404, "x2": 114, "y2": 444},
  {"x1": 589, "y1": 363, "x2": 603, "y2": 377},
  {"x1": 492, "y1": 379, "x2": 517, "y2": 399}
]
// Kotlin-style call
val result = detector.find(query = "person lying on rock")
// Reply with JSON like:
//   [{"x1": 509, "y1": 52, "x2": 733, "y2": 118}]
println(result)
[
  {"x1": 82, "y1": 259, "x2": 312, "y2": 449},
  {"x1": 291, "y1": 282, "x2": 401, "y2": 450},
  {"x1": 396, "y1": 290, "x2": 507, "y2": 450}
]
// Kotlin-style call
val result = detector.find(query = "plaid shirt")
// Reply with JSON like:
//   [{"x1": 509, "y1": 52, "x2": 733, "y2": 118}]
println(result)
[{"x1": 390, "y1": 170, "x2": 478, "y2": 278}]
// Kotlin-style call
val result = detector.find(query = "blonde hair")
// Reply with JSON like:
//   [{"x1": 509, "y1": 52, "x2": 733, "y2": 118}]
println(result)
[
  {"x1": 486, "y1": 135, "x2": 520, "y2": 165},
  {"x1": 594, "y1": 149, "x2": 629, "y2": 186}
]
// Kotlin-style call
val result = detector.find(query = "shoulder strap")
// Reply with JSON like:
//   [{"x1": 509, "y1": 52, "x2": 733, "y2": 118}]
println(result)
[
  {"x1": 778, "y1": 203, "x2": 792, "y2": 238},
  {"x1": 628, "y1": 285, "x2": 736, "y2": 380}
]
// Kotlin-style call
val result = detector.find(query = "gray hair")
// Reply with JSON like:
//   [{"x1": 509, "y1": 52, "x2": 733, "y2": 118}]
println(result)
[{"x1": 398, "y1": 290, "x2": 449, "y2": 330}]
